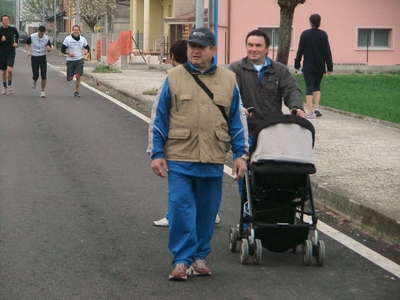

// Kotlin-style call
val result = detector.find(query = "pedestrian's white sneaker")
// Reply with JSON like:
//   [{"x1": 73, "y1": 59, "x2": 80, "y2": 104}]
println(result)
[
  {"x1": 40, "y1": 91, "x2": 46, "y2": 98},
  {"x1": 2, "y1": 87, "x2": 7, "y2": 95},
  {"x1": 306, "y1": 112, "x2": 315, "y2": 119},
  {"x1": 7, "y1": 86, "x2": 13, "y2": 94},
  {"x1": 215, "y1": 214, "x2": 221, "y2": 224},
  {"x1": 153, "y1": 217, "x2": 169, "y2": 227},
  {"x1": 32, "y1": 81, "x2": 37, "y2": 89}
]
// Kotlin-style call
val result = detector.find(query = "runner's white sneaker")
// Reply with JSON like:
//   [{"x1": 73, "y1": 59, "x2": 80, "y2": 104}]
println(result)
[
  {"x1": 7, "y1": 86, "x2": 13, "y2": 94},
  {"x1": 2, "y1": 87, "x2": 7, "y2": 95},
  {"x1": 32, "y1": 81, "x2": 37, "y2": 89},
  {"x1": 40, "y1": 91, "x2": 46, "y2": 98}
]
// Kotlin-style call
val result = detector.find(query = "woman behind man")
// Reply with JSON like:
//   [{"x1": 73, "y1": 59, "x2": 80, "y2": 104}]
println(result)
[{"x1": 294, "y1": 14, "x2": 333, "y2": 118}]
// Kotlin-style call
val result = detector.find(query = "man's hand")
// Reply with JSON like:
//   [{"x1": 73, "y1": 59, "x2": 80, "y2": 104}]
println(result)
[
  {"x1": 151, "y1": 158, "x2": 169, "y2": 178},
  {"x1": 26, "y1": 50, "x2": 31, "y2": 57},
  {"x1": 291, "y1": 108, "x2": 306, "y2": 118},
  {"x1": 232, "y1": 157, "x2": 247, "y2": 181},
  {"x1": 244, "y1": 107, "x2": 254, "y2": 118}
]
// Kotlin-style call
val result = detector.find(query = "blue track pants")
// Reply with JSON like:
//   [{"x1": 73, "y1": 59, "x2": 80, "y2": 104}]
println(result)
[{"x1": 168, "y1": 171, "x2": 222, "y2": 267}]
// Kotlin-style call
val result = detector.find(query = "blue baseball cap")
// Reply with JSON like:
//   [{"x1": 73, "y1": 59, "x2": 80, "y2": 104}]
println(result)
[{"x1": 187, "y1": 27, "x2": 215, "y2": 47}]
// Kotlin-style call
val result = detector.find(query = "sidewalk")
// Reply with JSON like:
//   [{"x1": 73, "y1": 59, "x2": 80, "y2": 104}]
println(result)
[{"x1": 82, "y1": 61, "x2": 400, "y2": 246}]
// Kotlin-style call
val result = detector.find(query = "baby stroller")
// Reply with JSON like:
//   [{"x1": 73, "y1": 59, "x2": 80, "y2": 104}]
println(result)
[{"x1": 229, "y1": 114, "x2": 325, "y2": 266}]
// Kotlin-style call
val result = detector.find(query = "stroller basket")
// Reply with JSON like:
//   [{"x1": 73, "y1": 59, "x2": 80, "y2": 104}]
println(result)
[{"x1": 254, "y1": 224, "x2": 309, "y2": 252}]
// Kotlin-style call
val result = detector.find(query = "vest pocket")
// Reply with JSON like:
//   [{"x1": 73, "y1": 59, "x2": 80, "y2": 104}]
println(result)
[
  {"x1": 168, "y1": 129, "x2": 190, "y2": 139},
  {"x1": 174, "y1": 94, "x2": 192, "y2": 113},
  {"x1": 215, "y1": 130, "x2": 231, "y2": 142},
  {"x1": 213, "y1": 94, "x2": 230, "y2": 108},
  {"x1": 212, "y1": 95, "x2": 231, "y2": 123},
  {"x1": 215, "y1": 129, "x2": 231, "y2": 153}
]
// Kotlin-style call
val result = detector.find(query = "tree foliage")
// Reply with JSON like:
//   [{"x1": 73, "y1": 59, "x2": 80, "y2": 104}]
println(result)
[
  {"x1": 20, "y1": 0, "x2": 116, "y2": 32},
  {"x1": 20, "y1": 0, "x2": 57, "y2": 24},
  {"x1": 276, "y1": 0, "x2": 306, "y2": 65},
  {"x1": 67, "y1": 0, "x2": 116, "y2": 31}
]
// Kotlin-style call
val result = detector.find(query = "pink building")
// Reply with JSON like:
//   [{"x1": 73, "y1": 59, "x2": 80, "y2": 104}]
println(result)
[
  {"x1": 125, "y1": 0, "x2": 399, "y2": 67},
  {"x1": 217, "y1": 0, "x2": 400, "y2": 66}
]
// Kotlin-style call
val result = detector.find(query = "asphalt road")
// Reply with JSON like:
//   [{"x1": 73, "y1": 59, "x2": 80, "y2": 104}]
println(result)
[{"x1": 0, "y1": 50, "x2": 399, "y2": 300}]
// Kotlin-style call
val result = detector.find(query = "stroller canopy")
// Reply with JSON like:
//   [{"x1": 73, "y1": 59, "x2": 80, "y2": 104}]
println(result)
[{"x1": 250, "y1": 115, "x2": 315, "y2": 166}]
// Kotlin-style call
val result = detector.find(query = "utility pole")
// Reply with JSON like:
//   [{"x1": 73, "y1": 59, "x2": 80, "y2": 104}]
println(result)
[
  {"x1": 196, "y1": 0, "x2": 204, "y2": 28},
  {"x1": 42, "y1": 0, "x2": 45, "y2": 24},
  {"x1": 54, "y1": 0, "x2": 57, "y2": 48},
  {"x1": 76, "y1": 0, "x2": 80, "y2": 26},
  {"x1": 15, "y1": 0, "x2": 20, "y2": 30}
]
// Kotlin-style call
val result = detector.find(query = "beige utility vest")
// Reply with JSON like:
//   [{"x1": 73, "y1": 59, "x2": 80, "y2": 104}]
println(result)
[{"x1": 165, "y1": 65, "x2": 236, "y2": 164}]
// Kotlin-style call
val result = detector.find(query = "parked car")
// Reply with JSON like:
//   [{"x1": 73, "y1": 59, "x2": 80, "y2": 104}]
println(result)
[{"x1": 19, "y1": 31, "x2": 28, "y2": 44}]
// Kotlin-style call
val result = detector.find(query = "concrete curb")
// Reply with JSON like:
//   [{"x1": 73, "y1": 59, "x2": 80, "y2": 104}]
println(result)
[
  {"x1": 323, "y1": 107, "x2": 400, "y2": 130},
  {"x1": 311, "y1": 182, "x2": 400, "y2": 246},
  {"x1": 84, "y1": 73, "x2": 155, "y2": 112}
]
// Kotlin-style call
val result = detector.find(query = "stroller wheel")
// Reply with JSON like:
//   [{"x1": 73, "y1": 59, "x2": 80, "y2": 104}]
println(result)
[
  {"x1": 302, "y1": 240, "x2": 312, "y2": 266},
  {"x1": 240, "y1": 239, "x2": 249, "y2": 264},
  {"x1": 253, "y1": 239, "x2": 262, "y2": 265},
  {"x1": 316, "y1": 240, "x2": 325, "y2": 266},
  {"x1": 229, "y1": 227, "x2": 238, "y2": 252}
]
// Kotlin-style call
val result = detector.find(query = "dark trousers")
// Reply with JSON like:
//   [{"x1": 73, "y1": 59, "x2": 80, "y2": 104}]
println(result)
[
  {"x1": 31, "y1": 55, "x2": 47, "y2": 81},
  {"x1": 303, "y1": 72, "x2": 324, "y2": 95}
]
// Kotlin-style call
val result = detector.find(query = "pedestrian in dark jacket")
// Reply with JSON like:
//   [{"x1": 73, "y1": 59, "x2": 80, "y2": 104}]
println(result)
[
  {"x1": 229, "y1": 29, "x2": 306, "y2": 202},
  {"x1": 294, "y1": 13, "x2": 333, "y2": 118},
  {"x1": 229, "y1": 29, "x2": 306, "y2": 136}
]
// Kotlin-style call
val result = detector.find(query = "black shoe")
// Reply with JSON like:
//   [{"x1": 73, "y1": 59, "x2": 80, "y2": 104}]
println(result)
[
  {"x1": 74, "y1": 91, "x2": 80, "y2": 98},
  {"x1": 314, "y1": 107, "x2": 322, "y2": 117}
]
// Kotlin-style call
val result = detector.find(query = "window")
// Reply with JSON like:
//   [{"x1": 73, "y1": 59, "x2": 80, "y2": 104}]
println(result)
[
  {"x1": 358, "y1": 28, "x2": 391, "y2": 48},
  {"x1": 258, "y1": 27, "x2": 280, "y2": 48}
]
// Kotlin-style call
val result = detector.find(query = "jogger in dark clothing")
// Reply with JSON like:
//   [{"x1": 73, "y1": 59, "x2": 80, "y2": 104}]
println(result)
[{"x1": 0, "y1": 14, "x2": 19, "y2": 95}]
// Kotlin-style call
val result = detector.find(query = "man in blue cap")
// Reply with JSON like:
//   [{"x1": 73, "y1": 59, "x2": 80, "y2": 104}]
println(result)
[{"x1": 148, "y1": 28, "x2": 248, "y2": 281}]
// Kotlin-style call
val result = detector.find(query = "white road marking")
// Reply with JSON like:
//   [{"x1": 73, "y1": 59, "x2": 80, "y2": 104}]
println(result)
[
  {"x1": 52, "y1": 64, "x2": 400, "y2": 279},
  {"x1": 317, "y1": 219, "x2": 400, "y2": 278},
  {"x1": 225, "y1": 163, "x2": 400, "y2": 279},
  {"x1": 50, "y1": 62, "x2": 151, "y2": 124}
]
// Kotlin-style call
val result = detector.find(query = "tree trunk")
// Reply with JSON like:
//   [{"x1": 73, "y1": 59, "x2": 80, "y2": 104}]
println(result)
[{"x1": 276, "y1": 0, "x2": 305, "y2": 65}]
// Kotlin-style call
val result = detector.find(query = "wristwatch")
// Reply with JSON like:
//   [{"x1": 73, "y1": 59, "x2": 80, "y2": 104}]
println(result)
[{"x1": 240, "y1": 154, "x2": 247, "y2": 161}]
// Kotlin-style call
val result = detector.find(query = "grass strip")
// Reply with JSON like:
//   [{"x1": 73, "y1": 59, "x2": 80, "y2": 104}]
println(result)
[{"x1": 294, "y1": 73, "x2": 400, "y2": 124}]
